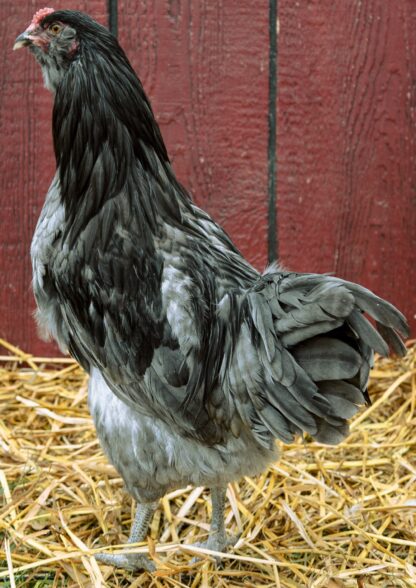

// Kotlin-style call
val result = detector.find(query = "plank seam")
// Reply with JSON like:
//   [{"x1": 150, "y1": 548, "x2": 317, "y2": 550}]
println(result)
[
  {"x1": 108, "y1": 0, "x2": 118, "y2": 37},
  {"x1": 268, "y1": 0, "x2": 278, "y2": 264}
]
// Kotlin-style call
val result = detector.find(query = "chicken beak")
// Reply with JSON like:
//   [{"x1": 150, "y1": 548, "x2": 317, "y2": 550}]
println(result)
[{"x1": 13, "y1": 32, "x2": 32, "y2": 50}]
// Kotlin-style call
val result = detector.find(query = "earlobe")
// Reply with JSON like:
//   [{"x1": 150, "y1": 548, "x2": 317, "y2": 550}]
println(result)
[{"x1": 68, "y1": 39, "x2": 79, "y2": 57}]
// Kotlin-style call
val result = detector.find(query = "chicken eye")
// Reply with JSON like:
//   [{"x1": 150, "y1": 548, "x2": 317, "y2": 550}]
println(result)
[{"x1": 48, "y1": 23, "x2": 62, "y2": 35}]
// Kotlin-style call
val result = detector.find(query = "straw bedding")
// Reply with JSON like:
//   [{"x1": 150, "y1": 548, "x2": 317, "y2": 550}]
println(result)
[{"x1": 0, "y1": 338, "x2": 415, "y2": 587}]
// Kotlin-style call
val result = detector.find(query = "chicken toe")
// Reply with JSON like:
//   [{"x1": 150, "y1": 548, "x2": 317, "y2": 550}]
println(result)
[{"x1": 95, "y1": 501, "x2": 157, "y2": 572}]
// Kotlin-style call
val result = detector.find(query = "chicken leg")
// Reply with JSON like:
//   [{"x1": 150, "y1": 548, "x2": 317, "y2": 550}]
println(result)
[
  {"x1": 191, "y1": 486, "x2": 238, "y2": 561},
  {"x1": 95, "y1": 501, "x2": 157, "y2": 571}
]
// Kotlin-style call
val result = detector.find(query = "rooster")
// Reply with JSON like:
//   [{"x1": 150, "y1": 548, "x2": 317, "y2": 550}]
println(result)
[{"x1": 15, "y1": 8, "x2": 408, "y2": 572}]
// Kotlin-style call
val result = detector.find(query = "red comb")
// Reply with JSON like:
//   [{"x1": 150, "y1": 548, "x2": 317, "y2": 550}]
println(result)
[{"x1": 30, "y1": 7, "x2": 55, "y2": 28}]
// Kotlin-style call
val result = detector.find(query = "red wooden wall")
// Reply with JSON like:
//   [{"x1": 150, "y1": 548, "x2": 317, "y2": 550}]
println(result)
[
  {"x1": 278, "y1": 1, "x2": 416, "y2": 331},
  {"x1": 0, "y1": 1, "x2": 414, "y2": 356}
]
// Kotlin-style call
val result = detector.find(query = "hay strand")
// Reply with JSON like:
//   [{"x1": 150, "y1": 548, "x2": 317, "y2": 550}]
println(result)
[{"x1": 0, "y1": 340, "x2": 415, "y2": 587}]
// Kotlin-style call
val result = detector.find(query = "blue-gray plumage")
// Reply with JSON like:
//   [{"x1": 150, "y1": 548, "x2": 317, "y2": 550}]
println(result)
[{"x1": 15, "y1": 8, "x2": 409, "y2": 571}]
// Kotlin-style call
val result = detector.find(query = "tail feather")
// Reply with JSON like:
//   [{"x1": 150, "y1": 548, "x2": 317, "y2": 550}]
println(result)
[
  {"x1": 347, "y1": 309, "x2": 389, "y2": 356},
  {"x1": 230, "y1": 270, "x2": 409, "y2": 448},
  {"x1": 281, "y1": 319, "x2": 344, "y2": 347},
  {"x1": 314, "y1": 420, "x2": 350, "y2": 445},
  {"x1": 346, "y1": 284, "x2": 409, "y2": 339},
  {"x1": 279, "y1": 273, "x2": 409, "y2": 342},
  {"x1": 318, "y1": 380, "x2": 364, "y2": 419},
  {"x1": 322, "y1": 379, "x2": 365, "y2": 404},
  {"x1": 292, "y1": 337, "x2": 362, "y2": 381},
  {"x1": 376, "y1": 322, "x2": 407, "y2": 357},
  {"x1": 275, "y1": 285, "x2": 354, "y2": 332}
]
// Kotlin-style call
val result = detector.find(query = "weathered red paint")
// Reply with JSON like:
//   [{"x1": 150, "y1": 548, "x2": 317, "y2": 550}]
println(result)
[
  {"x1": 118, "y1": 0, "x2": 270, "y2": 266},
  {"x1": 278, "y1": 0, "x2": 416, "y2": 332},
  {"x1": 0, "y1": 1, "x2": 414, "y2": 355}
]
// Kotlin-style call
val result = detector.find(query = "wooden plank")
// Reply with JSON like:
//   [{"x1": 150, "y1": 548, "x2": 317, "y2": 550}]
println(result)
[
  {"x1": 118, "y1": 0, "x2": 270, "y2": 267},
  {"x1": 0, "y1": 2, "x2": 107, "y2": 355},
  {"x1": 278, "y1": 0, "x2": 416, "y2": 330}
]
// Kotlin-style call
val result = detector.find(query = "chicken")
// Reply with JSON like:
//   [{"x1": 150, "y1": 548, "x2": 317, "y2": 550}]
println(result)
[{"x1": 15, "y1": 9, "x2": 408, "y2": 572}]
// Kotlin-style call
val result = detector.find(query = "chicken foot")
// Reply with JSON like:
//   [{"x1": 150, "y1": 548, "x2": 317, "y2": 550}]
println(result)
[
  {"x1": 95, "y1": 487, "x2": 237, "y2": 571},
  {"x1": 95, "y1": 501, "x2": 157, "y2": 572},
  {"x1": 191, "y1": 486, "x2": 239, "y2": 563}
]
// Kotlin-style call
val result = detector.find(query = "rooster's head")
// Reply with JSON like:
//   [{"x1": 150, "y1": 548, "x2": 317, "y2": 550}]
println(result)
[{"x1": 14, "y1": 8, "x2": 116, "y2": 92}]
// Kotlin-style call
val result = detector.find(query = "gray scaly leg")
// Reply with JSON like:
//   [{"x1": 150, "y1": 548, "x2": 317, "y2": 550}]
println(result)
[
  {"x1": 192, "y1": 486, "x2": 238, "y2": 562},
  {"x1": 96, "y1": 501, "x2": 157, "y2": 571}
]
